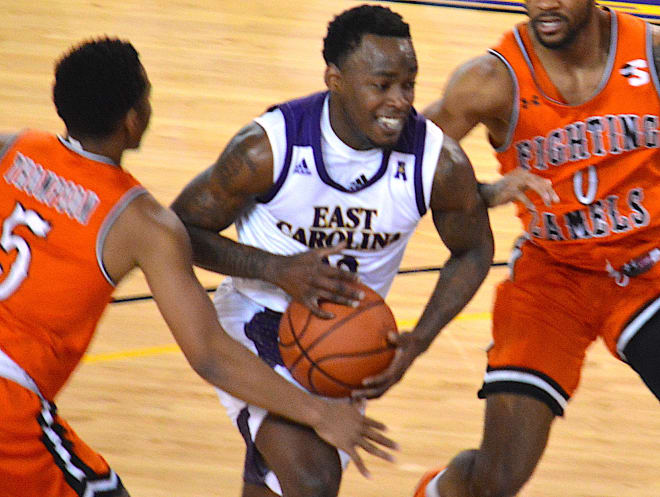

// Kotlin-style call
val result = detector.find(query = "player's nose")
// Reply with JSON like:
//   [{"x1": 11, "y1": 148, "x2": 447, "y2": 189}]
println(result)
[{"x1": 386, "y1": 85, "x2": 412, "y2": 112}]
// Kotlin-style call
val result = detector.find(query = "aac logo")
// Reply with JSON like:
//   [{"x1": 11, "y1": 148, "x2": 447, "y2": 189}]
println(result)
[{"x1": 620, "y1": 59, "x2": 650, "y2": 87}]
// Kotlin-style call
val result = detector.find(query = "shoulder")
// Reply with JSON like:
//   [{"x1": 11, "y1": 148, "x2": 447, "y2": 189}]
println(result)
[
  {"x1": 423, "y1": 53, "x2": 514, "y2": 141},
  {"x1": 212, "y1": 120, "x2": 275, "y2": 195},
  {"x1": 121, "y1": 193, "x2": 190, "y2": 252},
  {"x1": 446, "y1": 53, "x2": 513, "y2": 112},
  {"x1": 430, "y1": 135, "x2": 480, "y2": 212},
  {"x1": 130, "y1": 193, "x2": 187, "y2": 236},
  {"x1": 104, "y1": 192, "x2": 191, "y2": 281}
]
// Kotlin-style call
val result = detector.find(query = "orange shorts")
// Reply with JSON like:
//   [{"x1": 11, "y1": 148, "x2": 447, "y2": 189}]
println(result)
[
  {"x1": 0, "y1": 378, "x2": 126, "y2": 497},
  {"x1": 481, "y1": 238, "x2": 660, "y2": 416}
]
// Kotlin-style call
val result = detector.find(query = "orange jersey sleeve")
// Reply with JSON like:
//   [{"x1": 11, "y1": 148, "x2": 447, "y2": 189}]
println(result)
[
  {"x1": 0, "y1": 130, "x2": 146, "y2": 399},
  {"x1": 490, "y1": 11, "x2": 660, "y2": 271}
]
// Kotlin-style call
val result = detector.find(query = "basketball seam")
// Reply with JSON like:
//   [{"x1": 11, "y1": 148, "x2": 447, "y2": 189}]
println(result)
[
  {"x1": 301, "y1": 300, "x2": 385, "y2": 358},
  {"x1": 285, "y1": 301, "x2": 390, "y2": 395},
  {"x1": 308, "y1": 362, "x2": 356, "y2": 392},
  {"x1": 311, "y1": 347, "x2": 395, "y2": 392},
  {"x1": 286, "y1": 310, "x2": 314, "y2": 371},
  {"x1": 307, "y1": 348, "x2": 391, "y2": 392},
  {"x1": 315, "y1": 347, "x2": 393, "y2": 360}
]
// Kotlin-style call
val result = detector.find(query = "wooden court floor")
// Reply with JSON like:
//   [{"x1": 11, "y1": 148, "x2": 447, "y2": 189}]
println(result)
[{"x1": 1, "y1": 1, "x2": 659, "y2": 496}]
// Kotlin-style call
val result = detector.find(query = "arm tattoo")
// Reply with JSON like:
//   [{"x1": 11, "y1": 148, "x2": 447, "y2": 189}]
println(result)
[
  {"x1": 216, "y1": 136, "x2": 259, "y2": 186},
  {"x1": 181, "y1": 131, "x2": 278, "y2": 280}
]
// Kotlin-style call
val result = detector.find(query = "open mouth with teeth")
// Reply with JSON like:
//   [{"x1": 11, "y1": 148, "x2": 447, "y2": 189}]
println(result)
[
  {"x1": 377, "y1": 116, "x2": 405, "y2": 133},
  {"x1": 538, "y1": 19, "x2": 563, "y2": 34},
  {"x1": 533, "y1": 15, "x2": 568, "y2": 37}
]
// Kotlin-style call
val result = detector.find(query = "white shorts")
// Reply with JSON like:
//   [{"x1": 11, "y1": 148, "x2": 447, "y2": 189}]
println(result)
[{"x1": 212, "y1": 278, "x2": 352, "y2": 495}]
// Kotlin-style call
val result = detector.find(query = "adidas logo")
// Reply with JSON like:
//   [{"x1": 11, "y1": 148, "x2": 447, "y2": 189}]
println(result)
[
  {"x1": 293, "y1": 159, "x2": 311, "y2": 175},
  {"x1": 348, "y1": 174, "x2": 368, "y2": 191}
]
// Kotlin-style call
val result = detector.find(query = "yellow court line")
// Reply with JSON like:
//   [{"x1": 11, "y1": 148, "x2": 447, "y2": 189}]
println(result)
[
  {"x1": 82, "y1": 313, "x2": 493, "y2": 364},
  {"x1": 82, "y1": 344, "x2": 180, "y2": 364},
  {"x1": 397, "y1": 312, "x2": 491, "y2": 330}
]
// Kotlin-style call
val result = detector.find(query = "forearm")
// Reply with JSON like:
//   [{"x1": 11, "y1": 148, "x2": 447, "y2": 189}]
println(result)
[
  {"x1": 185, "y1": 224, "x2": 281, "y2": 282},
  {"x1": 411, "y1": 246, "x2": 492, "y2": 352},
  {"x1": 195, "y1": 331, "x2": 327, "y2": 427},
  {"x1": 477, "y1": 181, "x2": 497, "y2": 208}
]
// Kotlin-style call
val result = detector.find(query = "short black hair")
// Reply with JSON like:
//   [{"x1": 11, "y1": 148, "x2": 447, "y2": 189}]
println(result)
[
  {"x1": 53, "y1": 37, "x2": 147, "y2": 137},
  {"x1": 322, "y1": 4, "x2": 411, "y2": 68}
]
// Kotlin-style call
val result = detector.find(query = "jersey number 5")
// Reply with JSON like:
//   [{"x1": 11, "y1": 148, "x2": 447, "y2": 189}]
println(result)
[{"x1": 0, "y1": 202, "x2": 51, "y2": 300}]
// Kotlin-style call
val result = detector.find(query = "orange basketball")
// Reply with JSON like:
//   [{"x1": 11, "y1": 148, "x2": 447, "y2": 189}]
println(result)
[{"x1": 278, "y1": 282, "x2": 397, "y2": 398}]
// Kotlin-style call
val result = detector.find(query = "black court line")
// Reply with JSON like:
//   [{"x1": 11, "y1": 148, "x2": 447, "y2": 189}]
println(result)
[{"x1": 110, "y1": 261, "x2": 509, "y2": 304}]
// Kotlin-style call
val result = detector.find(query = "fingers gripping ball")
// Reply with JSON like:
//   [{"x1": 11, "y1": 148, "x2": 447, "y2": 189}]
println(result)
[{"x1": 278, "y1": 282, "x2": 397, "y2": 397}]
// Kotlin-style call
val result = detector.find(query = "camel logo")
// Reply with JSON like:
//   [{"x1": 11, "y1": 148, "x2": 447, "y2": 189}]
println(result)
[{"x1": 620, "y1": 59, "x2": 650, "y2": 87}]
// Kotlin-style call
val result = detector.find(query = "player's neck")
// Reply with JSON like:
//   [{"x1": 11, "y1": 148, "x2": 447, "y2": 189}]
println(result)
[
  {"x1": 528, "y1": 8, "x2": 610, "y2": 71},
  {"x1": 66, "y1": 132, "x2": 125, "y2": 165},
  {"x1": 327, "y1": 95, "x2": 375, "y2": 151}
]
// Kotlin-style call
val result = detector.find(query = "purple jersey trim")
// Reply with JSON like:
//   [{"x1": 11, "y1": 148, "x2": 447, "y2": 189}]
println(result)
[
  {"x1": 258, "y1": 91, "x2": 429, "y2": 212},
  {"x1": 412, "y1": 117, "x2": 428, "y2": 217}
]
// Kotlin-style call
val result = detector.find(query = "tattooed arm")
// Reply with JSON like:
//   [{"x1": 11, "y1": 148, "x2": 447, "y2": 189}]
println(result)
[
  {"x1": 171, "y1": 123, "x2": 275, "y2": 277},
  {"x1": 354, "y1": 136, "x2": 494, "y2": 399},
  {"x1": 170, "y1": 122, "x2": 361, "y2": 317}
]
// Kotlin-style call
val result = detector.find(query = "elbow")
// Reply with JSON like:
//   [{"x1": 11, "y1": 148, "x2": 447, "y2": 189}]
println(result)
[
  {"x1": 183, "y1": 341, "x2": 232, "y2": 389},
  {"x1": 468, "y1": 230, "x2": 495, "y2": 279},
  {"x1": 189, "y1": 356, "x2": 233, "y2": 391},
  {"x1": 186, "y1": 352, "x2": 216, "y2": 384}
]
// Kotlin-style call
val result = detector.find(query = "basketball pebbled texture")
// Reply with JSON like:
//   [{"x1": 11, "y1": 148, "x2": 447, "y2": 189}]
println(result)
[{"x1": 278, "y1": 282, "x2": 397, "y2": 397}]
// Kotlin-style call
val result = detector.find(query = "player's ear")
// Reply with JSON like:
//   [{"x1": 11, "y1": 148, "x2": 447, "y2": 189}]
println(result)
[
  {"x1": 122, "y1": 107, "x2": 147, "y2": 147},
  {"x1": 325, "y1": 63, "x2": 343, "y2": 92},
  {"x1": 124, "y1": 108, "x2": 140, "y2": 137}
]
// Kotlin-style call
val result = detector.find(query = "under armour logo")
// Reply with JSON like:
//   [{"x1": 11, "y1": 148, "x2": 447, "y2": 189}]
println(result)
[
  {"x1": 521, "y1": 95, "x2": 540, "y2": 109},
  {"x1": 620, "y1": 59, "x2": 650, "y2": 87},
  {"x1": 293, "y1": 159, "x2": 311, "y2": 175}
]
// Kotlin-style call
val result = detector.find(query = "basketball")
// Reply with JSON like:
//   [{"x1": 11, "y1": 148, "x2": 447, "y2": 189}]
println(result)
[{"x1": 278, "y1": 282, "x2": 397, "y2": 398}]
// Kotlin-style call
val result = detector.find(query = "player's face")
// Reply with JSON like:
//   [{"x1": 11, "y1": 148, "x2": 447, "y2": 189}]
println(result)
[
  {"x1": 326, "y1": 34, "x2": 417, "y2": 150},
  {"x1": 526, "y1": 0, "x2": 594, "y2": 49}
]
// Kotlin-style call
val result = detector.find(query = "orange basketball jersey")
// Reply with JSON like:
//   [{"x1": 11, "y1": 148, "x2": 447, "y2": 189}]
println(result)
[
  {"x1": 0, "y1": 130, "x2": 145, "y2": 399},
  {"x1": 491, "y1": 10, "x2": 660, "y2": 271}
]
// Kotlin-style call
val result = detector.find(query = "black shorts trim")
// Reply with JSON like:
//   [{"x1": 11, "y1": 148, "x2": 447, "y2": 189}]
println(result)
[
  {"x1": 478, "y1": 366, "x2": 569, "y2": 417},
  {"x1": 237, "y1": 407, "x2": 270, "y2": 487},
  {"x1": 37, "y1": 400, "x2": 126, "y2": 497}
]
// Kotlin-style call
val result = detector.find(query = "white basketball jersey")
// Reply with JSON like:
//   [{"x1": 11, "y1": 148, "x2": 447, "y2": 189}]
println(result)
[{"x1": 231, "y1": 91, "x2": 443, "y2": 311}]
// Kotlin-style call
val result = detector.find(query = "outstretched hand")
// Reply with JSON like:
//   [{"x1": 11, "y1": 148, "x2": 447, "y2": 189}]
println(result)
[
  {"x1": 313, "y1": 400, "x2": 398, "y2": 478},
  {"x1": 351, "y1": 331, "x2": 424, "y2": 400},
  {"x1": 486, "y1": 168, "x2": 559, "y2": 210},
  {"x1": 273, "y1": 243, "x2": 364, "y2": 319}
]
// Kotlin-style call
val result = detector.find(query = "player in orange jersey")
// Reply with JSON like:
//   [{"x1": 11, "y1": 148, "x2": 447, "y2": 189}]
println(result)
[
  {"x1": 413, "y1": 0, "x2": 660, "y2": 495},
  {"x1": 0, "y1": 37, "x2": 398, "y2": 497}
]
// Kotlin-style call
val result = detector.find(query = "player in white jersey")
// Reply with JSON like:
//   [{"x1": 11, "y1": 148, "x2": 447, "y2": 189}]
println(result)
[{"x1": 171, "y1": 5, "x2": 494, "y2": 497}]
